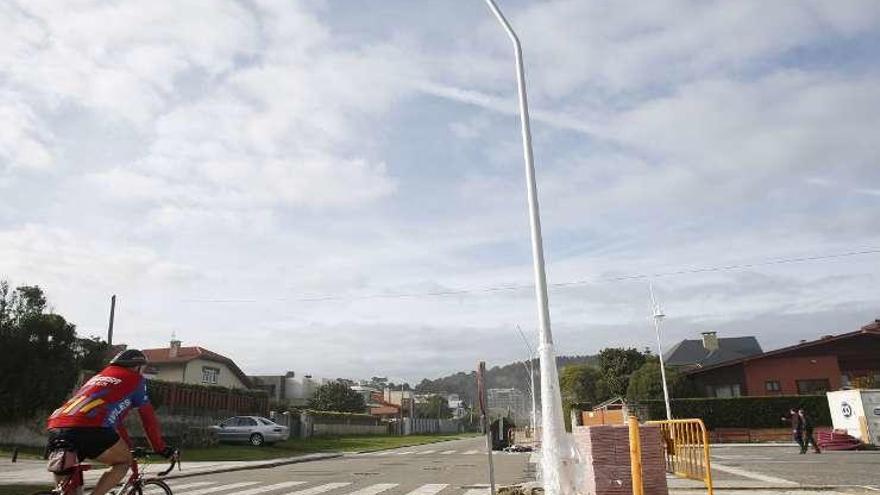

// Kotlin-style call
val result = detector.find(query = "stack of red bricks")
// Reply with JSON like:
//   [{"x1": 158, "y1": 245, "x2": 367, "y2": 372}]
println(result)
[{"x1": 572, "y1": 424, "x2": 668, "y2": 495}]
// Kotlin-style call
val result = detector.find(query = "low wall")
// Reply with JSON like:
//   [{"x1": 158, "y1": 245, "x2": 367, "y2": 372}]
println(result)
[
  {"x1": 312, "y1": 423, "x2": 388, "y2": 436},
  {"x1": 403, "y1": 418, "x2": 461, "y2": 435},
  {"x1": 710, "y1": 426, "x2": 832, "y2": 443},
  {"x1": 298, "y1": 411, "x2": 389, "y2": 438},
  {"x1": 0, "y1": 412, "x2": 221, "y2": 449},
  {"x1": 0, "y1": 416, "x2": 48, "y2": 448}
]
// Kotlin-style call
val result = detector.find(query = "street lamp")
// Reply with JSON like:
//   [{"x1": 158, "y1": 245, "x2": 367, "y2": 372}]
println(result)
[
  {"x1": 650, "y1": 284, "x2": 673, "y2": 420},
  {"x1": 516, "y1": 325, "x2": 538, "y2": 435},
  {"x1": 482, "y1": 2, "x2": 576, "y2": 495}
]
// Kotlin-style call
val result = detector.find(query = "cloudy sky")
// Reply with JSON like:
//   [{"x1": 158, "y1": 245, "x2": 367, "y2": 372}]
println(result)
[{"x1": 2, "y1": 0, "x2": 878, "y2": 385}]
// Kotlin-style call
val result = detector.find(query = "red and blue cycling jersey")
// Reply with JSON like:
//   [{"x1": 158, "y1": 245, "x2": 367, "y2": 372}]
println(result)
[{"x1": 48, "y1": 365, "x2": 165, "y2": 450}]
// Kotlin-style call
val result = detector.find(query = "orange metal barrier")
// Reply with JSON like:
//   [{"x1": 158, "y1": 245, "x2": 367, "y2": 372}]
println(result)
[{"x1": 646, "y1": 419, "x2": 714, "y2": 495}]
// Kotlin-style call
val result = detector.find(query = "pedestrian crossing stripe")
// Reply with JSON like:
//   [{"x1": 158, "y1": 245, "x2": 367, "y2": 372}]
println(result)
[
  {"x1": 462, "y1": 450, "x2": 480, "y2": 454},
  {"x1": 176, "y1": 481, "x2": 261, "y2": 495},
  {"x1": 286, "y1": 482, "x2": 353, "y2": 495},
  {"x1": 404, "y1": 484, "x2": 448, "y2": 495},
  {"x1": 439, "y1": 450, "x2": 456, "y2": 455},
  {"x1": 142, "y1": 481, "x2": 214, "y2": 494},
  {"x1": 419, "y1": 450, "x2": 436, "y2": 454},
  {"x1": 149, "y1": 481, "x2": 509, "y2": 495},
  {"x1": 343, "y1": 483, "x2": 399, "y2": 495},
  {"x1": 235, "y1": 481, "x2": 308, "y2": 495}
]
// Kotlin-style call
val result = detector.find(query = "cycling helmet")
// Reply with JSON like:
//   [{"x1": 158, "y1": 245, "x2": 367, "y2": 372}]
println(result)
[{"x1": 109, "y1": 349, "x2": 148, "y2": 367}]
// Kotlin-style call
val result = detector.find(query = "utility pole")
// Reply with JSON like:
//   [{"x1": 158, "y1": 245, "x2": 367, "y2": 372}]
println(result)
[
  {"x1": 477, "y1": 361, "x2": 496, "y2": 495},
  {"x1": 650, "y1": 284, "x2": 673, "y2": 420},
  {"x1": 107, "y1": 294, "x2": 116, "y2": 346}
]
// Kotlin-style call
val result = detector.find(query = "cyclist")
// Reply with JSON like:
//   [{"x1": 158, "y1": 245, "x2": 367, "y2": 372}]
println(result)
[{"x1": 46, "y1": 349, "x2": 173, "y2": 495}]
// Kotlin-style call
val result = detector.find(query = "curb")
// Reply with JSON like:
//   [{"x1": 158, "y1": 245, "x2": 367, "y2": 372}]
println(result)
[{"x1": 159, "y1": 453, "x2": 343, "y2": 482}]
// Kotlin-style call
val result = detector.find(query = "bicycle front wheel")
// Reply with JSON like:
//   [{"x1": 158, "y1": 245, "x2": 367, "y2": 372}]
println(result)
[{"x1": 134, "y1": 480, "x2": 173, "y2": 495}]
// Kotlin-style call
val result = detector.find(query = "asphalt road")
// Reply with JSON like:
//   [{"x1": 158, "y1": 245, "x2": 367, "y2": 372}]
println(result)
[
  {"x1": 160, "y1": 437, "x2": 533, "y2": 495},
  {"x1": 707, "y1": 444, "x2": 880, "y2": 489}
]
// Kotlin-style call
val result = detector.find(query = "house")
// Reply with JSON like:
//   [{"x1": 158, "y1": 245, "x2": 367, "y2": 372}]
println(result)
[
  {"x1": 249, "y1": 372, "x2": 333, "y2": 406},
  {"x1": 664, "y1": 331, "x2": 763, "y2": 368},
  {"x1": 142, "y1": 339, "x2": 253, "y2": 390},
  {"x1": 685, "y1": 320, "x2": 880, "y2": 397}
]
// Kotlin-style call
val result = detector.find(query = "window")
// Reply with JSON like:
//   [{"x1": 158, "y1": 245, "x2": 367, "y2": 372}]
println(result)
[
  {"x1": 201, "y1": 366, "x2": 220, "y2": 385},
  {"x1": 240, "y1": 417, "x2": 257, "y2": 426},
  {"x1": 796, "y1": 379, "x2": 830, "y2": 395},
  {"x1": 710, "y1": 384, "x2": 741, "y2": 398},
  {"x1": 258, "y1": 418, "x2": 274, "y2": 425},
  {"x1": 765, "y1": 380, "x2": 781, "y2": 392}
]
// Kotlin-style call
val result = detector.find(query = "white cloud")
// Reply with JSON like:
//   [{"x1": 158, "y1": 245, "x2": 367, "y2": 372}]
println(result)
[
  {"x1": 0, "y1": 97, "x2": 53, "y2": 171},
  {"x1": 1, "y1": 0, "x2": 878, "y2": 381}
]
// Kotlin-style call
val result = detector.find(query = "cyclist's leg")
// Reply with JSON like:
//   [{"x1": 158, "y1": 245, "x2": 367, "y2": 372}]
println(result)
[{"x1": 91, "y1": 439, "x2": 132, "y2": 495}]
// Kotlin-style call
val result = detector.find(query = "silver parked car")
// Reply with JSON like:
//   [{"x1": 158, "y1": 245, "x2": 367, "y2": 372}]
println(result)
[{"x1": 211, "y1": 416, "x2": 290, "y2": 446}]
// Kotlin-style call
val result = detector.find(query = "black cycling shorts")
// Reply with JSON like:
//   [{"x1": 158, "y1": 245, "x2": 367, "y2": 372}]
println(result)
[{"x1": 47, "y1": 428, "x2": 120, "y2": 460}]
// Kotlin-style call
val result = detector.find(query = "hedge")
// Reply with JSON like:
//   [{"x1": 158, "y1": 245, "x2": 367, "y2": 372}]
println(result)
[{"x1": 640, "y1": 395, "x2": 831, "y2": 428}]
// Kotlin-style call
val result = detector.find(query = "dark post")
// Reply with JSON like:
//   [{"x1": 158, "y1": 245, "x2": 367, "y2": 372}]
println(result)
[
  {"x1": 477, "y1": 361, "x2": 496, "y2": 495},
  {"x1": 107, "y1": 294, "x2": 116, "y2": 346}
]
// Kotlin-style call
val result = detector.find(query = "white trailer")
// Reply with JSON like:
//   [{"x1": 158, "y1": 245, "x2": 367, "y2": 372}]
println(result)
[{"x1": 827, "y1": 389, "x2": 880, "y2": 445}]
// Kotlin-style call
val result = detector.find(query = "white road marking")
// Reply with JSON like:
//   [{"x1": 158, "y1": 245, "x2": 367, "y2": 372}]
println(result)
[
  {"x1": 419, "y1": 450, "x2": 437, "y2": 454},
  {"x1": 143, "y1": 482, "x2": 214, "y2": 494},
  {"x1": 439, "y1": 450, "x2": 456, "y2": 455},
  {"x1": 396, "y1": 451, "x2": 415, "y2": 455},
  {"x1": 462, "y1": 450, "x2": 480, "y2": 454},
  {"x1": 234, "y1": 481, "x2": 308, "y2": 495},
  {"x1": 284, "y1": 482, "x2": 353, "y2": 495},
  {"x1": 403, "y1": 484, "x2": 448, "y2": 495},
  {"x1": 176, "y1": 481, "x2": 261, "y2": 495},
  {"x1": 711, "y1": 462, "x2": 798, "y2": 485},
  {"x1": 343, "y1": 483, "x2": 399, "y2": 495},
  {"x1": 463, "y1": 489, "x2": 490, "y2": 495}
]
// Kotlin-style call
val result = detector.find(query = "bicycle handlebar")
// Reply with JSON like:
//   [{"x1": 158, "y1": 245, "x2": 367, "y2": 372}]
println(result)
[{"x1": 130, "y1": 448, "x2": 181, "y2": 476}]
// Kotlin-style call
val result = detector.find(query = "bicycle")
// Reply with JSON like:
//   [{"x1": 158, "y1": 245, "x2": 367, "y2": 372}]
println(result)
[{"x1": 33, "y1": 447, "x2": 180, "y2": 495}]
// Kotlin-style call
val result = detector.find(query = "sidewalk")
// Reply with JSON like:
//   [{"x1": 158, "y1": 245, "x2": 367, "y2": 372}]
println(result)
[{"x1": 0, "y1": 453, "x2": 341, "y2": 486}]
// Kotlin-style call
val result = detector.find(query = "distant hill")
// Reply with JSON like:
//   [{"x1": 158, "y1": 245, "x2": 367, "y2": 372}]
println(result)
[{"x1": 414, "y1": 355, "x2": 598, "y2": 406}]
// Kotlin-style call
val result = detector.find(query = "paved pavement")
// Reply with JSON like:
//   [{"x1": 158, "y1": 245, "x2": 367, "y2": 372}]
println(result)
[
  {"x1": 143, "y1": 437, "x2": 531, "y2": 495},
  {"x1": 5, "y1": 437, "x2": 879, "y2": 494},
  {"x1": 703, "y1": 444, "x2": 880, "y2": 492}
]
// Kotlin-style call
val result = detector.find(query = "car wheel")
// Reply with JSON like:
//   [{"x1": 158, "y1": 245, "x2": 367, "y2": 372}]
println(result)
[{"x1": 250, "y1": 433, "x2": 265, "y2": 446}]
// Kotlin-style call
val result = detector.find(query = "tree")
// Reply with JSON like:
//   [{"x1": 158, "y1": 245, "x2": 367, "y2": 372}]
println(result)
[
  {"x1": 308, "y1": 382, "x2": 367, "y2": 413},
  {"x1": 626, "y1": 358, "x2": 694, "y2": 401},
  {"x1": 0, "y1": 283, "x2": 79, "y2": 422},
  {"x1": 597, "y1": 347, "x2": 649, "y2": 398},
  {"x1": 559, "y1": 364, "x2": 604, "y2": 407},
  {"x1": 416, "y1": 394, "x2": 451, "y2": 419}
]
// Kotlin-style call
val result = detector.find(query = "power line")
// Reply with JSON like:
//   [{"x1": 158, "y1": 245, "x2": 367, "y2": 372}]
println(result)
[{"x1": 182, "y1": 247, "x2": 880, "y2": 304}]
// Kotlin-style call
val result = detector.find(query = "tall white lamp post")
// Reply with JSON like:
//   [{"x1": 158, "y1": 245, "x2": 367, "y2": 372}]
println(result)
[
  {"x1": 516, "y1": 325, "x2": 538, "y2": 435},
  {"x1": 482, "y1": 2, "x2": 576, "y2": 494},
  {"x1": 650, "y1": 284, "x2": 673, "y2": 420}
]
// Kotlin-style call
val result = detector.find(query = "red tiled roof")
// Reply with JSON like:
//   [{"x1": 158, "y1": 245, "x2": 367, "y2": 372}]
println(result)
[{"x1": 142, "y1": 346, "x2": 253, "y2": 388}]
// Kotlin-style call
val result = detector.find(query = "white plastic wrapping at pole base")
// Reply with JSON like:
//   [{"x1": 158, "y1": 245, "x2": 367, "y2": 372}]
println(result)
[{"x1": 538, "y1": 342, "x2": 579, "y2": 495}]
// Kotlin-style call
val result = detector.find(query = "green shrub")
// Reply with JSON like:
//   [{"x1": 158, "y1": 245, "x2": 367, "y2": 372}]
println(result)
[{"x1": 640, "y1": 395, "x2": 831, "y2": 428}]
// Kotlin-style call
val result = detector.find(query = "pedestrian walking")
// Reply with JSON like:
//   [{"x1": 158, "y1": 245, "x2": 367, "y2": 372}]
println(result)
[
  {"x1": 798, "y1": 408, "x2": 821, "y2": 454},
  {"x1": 781, "y1": 408, "x2": 803, "y2": 452}
]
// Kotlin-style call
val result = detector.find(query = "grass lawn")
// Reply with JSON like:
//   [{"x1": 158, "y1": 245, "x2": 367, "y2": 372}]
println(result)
[
  {"x1": 184, "y1": 433, "x2": 479, "y2": 461},
  {"x1": 0, "y1": 485, "x2": 47, "y2": 495}
]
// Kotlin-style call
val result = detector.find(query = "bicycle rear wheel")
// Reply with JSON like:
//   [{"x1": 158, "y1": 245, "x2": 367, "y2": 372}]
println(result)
[{"x1": 134, "y1": 480, "x2": 173, "y2": 495}]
